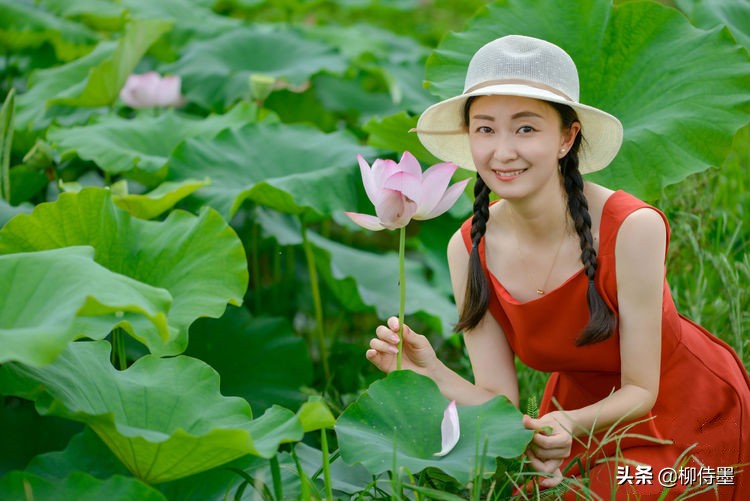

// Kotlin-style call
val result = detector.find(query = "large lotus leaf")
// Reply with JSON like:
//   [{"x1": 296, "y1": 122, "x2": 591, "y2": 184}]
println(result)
[
  {"x1": 113, "y1": 179, "x2": 210, "y2": 219},
  {"x1": 167, "y1": 122, "x2": 377, "y2": 220},
  {"x1": 48, "y1": 103, "x2": 257, "y2": 176},
  {"x1": 0, "y1": 246, "x2": 171, "y2": 367},
  {"x1": 15, "y1": 19, "x2": 171, "y2": 130},
  {"x1": 186, "y1": 307, "x2": 313, "y2": 414},
  {"x1": 364, "y1": 112, "x2": 442, "y2": 165},
  {"x1": 0, "y1": 0, "x2": 99, "y2": 61},
  {"x1": 26, "y1": 428, "x2": 131, "y2": 480},
  {"x1": 38, "y1": 0, "x2": 126, "y2": 30},
  {"x1": 335, "y1": 370, "x2": 532, "y2": 484},
  {"x1": 0, "y1": 397, "x2": 82, "y2": 476},
  {"x1": 301, "y1": 23, "x2": 428, "y2": 63},
  {"x1": 309, "y1": 231, "x2": 458, "y2": 336},
  {"x1": 254, "y1": 208, "x2": 457, "y2": 335},
  {"x1": 675, "y1": 0, "x2": 750, "y2": 51},
  {"x1": 23, "y1": 427, "x2": 260, "y2": 501},
  {"x1": 0, "y1": 188, "x2": 247, "y2": 356},
  {"x1": 425, "y1": 0, "x2": 750, "y2": 200},
  {"x1": 0, "y1": 471, "x2": 166, "y2": 501},
  {"x1": 165, "y1": 26, "x2": 347, "y2": 111},
  {"x1": 0, "y1": 341, "x2": 305, "y2": 483}
]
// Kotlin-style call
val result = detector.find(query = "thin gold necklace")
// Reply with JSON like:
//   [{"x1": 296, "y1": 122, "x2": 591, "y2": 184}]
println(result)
[{"x1": 509, "y1": 208, "x2": 568, "y2": 296}]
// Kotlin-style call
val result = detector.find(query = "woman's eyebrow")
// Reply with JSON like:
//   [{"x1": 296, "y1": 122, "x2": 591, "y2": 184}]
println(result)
[
  {"x1": 511, "y1": 111, "x2": 544, "y2": 120},
  {"x1": 471, "y1": 111, "x2": 545, "y2": 121}
]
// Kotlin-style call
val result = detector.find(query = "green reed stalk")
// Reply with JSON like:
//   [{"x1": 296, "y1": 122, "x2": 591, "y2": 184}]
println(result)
[{"x1": 320, "y1": 429, "x2": 333, "y2": 501}]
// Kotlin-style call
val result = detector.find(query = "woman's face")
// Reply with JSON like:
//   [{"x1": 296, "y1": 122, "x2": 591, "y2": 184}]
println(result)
[{"x1": 467, "y1": 94, "x2": 578, "y2": 200}]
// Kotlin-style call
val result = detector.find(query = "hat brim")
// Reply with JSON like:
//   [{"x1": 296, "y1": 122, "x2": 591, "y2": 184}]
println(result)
[{"x1": 415, "y1": 84, "x2": 623, "y2": 175}]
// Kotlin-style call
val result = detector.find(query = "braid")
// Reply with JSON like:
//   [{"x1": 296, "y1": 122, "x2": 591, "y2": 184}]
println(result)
[
  {"x1": 455, "y1": 173, "x2": 491, "y2": 332},
  {"x1": 553, "y1": 103, "x2": 617, "y2": 345}
]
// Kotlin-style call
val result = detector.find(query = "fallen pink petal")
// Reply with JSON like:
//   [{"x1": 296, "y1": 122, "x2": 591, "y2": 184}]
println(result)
[{"x1": 434, "y1": 400, "x2": 460, "y2": 457}]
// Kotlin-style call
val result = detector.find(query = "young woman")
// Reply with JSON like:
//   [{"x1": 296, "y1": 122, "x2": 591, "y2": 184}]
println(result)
[{"x1": 365, "y1": 35, "x2": 749, "y2": 499}]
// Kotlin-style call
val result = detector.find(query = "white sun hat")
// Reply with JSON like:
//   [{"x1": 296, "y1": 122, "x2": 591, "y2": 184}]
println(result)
[{"x1": 415, "y1": 35, "x2": 623, "y2": 174}]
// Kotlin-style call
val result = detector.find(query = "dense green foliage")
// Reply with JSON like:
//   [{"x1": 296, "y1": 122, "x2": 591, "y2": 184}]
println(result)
[{"x1": 0, "y1": 0, "x2": 748, "y2": 499}]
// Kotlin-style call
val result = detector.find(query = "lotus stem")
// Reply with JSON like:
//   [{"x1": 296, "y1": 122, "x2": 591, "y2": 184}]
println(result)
[
  {"x1": 251, "y1": 220, "x2": 261, "y2": 313},
  {"x1": 110, "y1": 328, "x2": 127, "y2": 370},
  {"x1": 269, "y1": 455, "x2": 283, "y2": 500},
  {"x1": 0, "y1": 88, "x2": 15, "y2": 203},
  {"x1": 320, "y1": 429, "x2": 333, "y2": 501},
  {"x1": 301, "y1": 222, "x2": 331, "y2": 385},
  {"x1": 397, "y1": 226, "x2": 406, "y2": 371}
]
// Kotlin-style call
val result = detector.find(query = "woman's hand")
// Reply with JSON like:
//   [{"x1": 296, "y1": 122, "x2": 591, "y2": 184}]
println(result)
[
  {"x1": 365, "y1": 317, "x2": 438, "y2": 377},
  {"x1": 523, "y1": 412, "x2": 574, "y2": 488}
]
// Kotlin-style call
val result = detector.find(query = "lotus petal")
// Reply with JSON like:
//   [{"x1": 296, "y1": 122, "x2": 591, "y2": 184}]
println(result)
[
  {"x1": 413, "y1": 162, "x2": 458, "y2": 219},
  {"x1": 375, "y1": 189, "x2": 417, "y2": 230},
  {"x1": 344, "y1": 212, "x2": 386, "y2": 231},
  {"x1": 418, "y1": 178, "x2": 470, "y2": 220},
  {"x1": 434, "y1": 400, "x2": 460, "y2": 457}
]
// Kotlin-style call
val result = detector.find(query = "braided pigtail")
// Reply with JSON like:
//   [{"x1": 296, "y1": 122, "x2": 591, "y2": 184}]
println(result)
[
  {"x1": 552, "y1": 102, "x2": 617, "y2": 345},
  {"x1": 455, "y1": 173, "x2": 491, "y2": 332}
]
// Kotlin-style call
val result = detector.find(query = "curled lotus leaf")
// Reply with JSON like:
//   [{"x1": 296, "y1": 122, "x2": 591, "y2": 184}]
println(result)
[{"x1": 0, "y1": 341, "x2": 304, "y2": 484}]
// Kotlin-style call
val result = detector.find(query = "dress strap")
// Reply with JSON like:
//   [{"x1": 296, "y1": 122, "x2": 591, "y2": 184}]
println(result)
[{"x1": 598, "y1": 190, "x2": 671, "y2": 259}]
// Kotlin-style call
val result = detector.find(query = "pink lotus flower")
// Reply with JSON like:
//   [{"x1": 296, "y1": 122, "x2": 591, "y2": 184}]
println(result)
[
  {"x1": 119, "y1": 72, "x2": 186, "y2": 109},
  {"x1": 344, "y1": 152, "x2": 469, "y2": 231},
  {"x1": 434, "y1": 400, "x2": 460, "y2": 457}
]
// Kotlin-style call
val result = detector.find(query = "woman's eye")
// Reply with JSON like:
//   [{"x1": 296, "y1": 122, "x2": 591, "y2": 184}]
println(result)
[
  {"x1": 474, "y1": 125, "x2": 493, "y2": 134},
  {"x1": 517, "y1": 125, "x2": 535, "y2": 134}
]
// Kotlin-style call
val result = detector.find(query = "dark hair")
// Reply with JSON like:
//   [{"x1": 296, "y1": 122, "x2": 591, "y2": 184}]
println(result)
[{"x1": 455, "y1": 96, "x2": 617, "y2": 345}]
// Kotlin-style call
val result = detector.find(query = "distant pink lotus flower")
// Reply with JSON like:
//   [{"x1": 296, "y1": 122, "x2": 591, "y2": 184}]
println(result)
[
  {"x1": 119, "y1": 72, "x2": 186, "y2": 109},
  {"x1": 434, "y1": 400, "x2": 460, "y2": 457},
  {"x1": 344, "y1": 152, "x2": 469, "y2": 231}
]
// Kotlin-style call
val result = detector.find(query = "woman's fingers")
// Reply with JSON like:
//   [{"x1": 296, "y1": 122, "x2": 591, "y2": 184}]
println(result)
[
  {"x1": 525, "y1": 448, "x2": 561, "y2": 475},
  {"x1": 369, "y1": 337, "x2": 399, "y2": 354}
]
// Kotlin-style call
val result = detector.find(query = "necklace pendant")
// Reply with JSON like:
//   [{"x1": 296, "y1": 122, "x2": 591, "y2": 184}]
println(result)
[{"x1": 536, "y1": 288, "x2": 545, "y2": 295}]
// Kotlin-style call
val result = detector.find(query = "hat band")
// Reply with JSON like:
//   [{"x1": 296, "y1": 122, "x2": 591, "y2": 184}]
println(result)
[{"x1": 464, "y1": 78, "x2": 574, "y2": 102}]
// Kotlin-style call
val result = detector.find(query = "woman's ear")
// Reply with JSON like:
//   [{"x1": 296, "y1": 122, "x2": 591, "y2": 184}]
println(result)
[{"x1": 559, "y1": 122, "x2": 581, "y2": 157}]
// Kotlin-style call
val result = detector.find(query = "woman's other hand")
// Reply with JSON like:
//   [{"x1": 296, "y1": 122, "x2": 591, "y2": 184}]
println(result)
[
  {"x1": 523, "y1": 412, "x2": 574, "y2": 488},
  {"x1": 365, "y1": 317, "x2": 438, "y2": 376}
]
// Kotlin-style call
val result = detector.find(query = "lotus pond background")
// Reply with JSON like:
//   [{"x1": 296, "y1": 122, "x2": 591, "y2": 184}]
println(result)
[{"x1": 0, "y1": 0, "x2": 748, "y2": 499}]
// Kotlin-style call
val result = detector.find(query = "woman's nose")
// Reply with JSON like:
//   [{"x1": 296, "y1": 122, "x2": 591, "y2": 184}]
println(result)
[{"x1": 492, "y1": 136, "x2": 518, "y2": 163}]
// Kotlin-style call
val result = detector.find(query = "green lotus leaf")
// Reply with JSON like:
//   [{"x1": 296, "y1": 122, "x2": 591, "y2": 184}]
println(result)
[
  {"x1": 425, "y1": 0, "x2": 750, "y2": 199},
  {"x1": 675, "y1": 0, "x2": 750, "y2": 51},
  {"x1": 308, "y1": 231, "x2": 457, "y2": 336},
  {"x1": 0, "y1": 246, "x2": 171, "y2": 367},
  {"x1": 38, "y1": 0, "x2": 127, "y2": 31},
  {"x1": 167, "y1": 123, "x2": 377, "y2": 220},
  {"x1": 25, "y1": 427, "x2": 131, "y2": 480},
  {"x1": 15, "y1": 19, "x2": 172, "y2": 130},
  {"x1": 23, "y1": 427, "x2": 261, "y2": 501},
  {"x1": 0, "y1": 0, "x2": 99, "y2": 61},
  {"x1": 254, "y1": 208, "x2": 457, "y2": 335},
  {"x1": 186, "y1": 307, "x2": 313, "y2": 414},
  {"x1": 165, "y1": 26, "x2": 347, "y2": 111},
  {"x1": 112, "y1": 179, "x2": 210, "y2": 219},
  {"x1": 48, "y1": 103, "x2": 257, "y2": 177},
  {"x1": 0, "y1": 471, "x2": 166, "y2": 501},
  {"x1": 52, "y1": 19, "x2": 173, "y2": 108},
  {"x1": 363, "y1": 111, "x2": 442, "y2": 165},
  {"x1": 335, "y1": 371, "x2": 532, "y2": 484},
  {"x1": 296, "y1": 398, "x2": 336, "y2": 433},
  {"x1": 0, "y1": 188, "x2": 247, "y2": 356},
  {"x1": 301, "y1": 23, "x2": 428, "y2": 63},
  {"x1": 0, "y1": 341, "x2": 305, "y2": 483}
]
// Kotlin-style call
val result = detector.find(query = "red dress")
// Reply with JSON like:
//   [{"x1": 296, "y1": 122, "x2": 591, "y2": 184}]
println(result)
[{"x1": 460, "y1": 190, "x2": 749, "y2": 499}]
